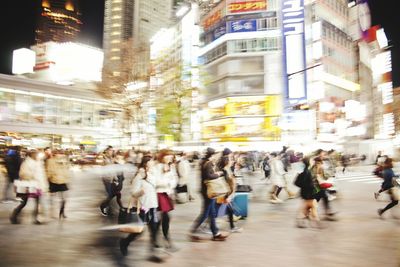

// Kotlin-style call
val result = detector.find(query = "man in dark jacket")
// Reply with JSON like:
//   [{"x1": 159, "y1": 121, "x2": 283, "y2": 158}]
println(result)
[
  {"x1": 190, "y1": 148, "x2": 227, "y2": 241},
  {"x1": 3, "y1": 147, "x2": 22, "y2": 203}
]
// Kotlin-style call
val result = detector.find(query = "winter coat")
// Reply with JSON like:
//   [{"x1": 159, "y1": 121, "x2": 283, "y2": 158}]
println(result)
[
  {"x1": 130, "y1": 168, "x2": 158, "y2": 210},
  {"x1": 153, "y1": 163, "x2": 178, "y2": 195},
  {"x1": 19, "y1": 157, "x2": 48, "y2": 192},
  {"x1": 270, "y1": 158, "x2": 287, "y2": 187},
  {"x1": 46, "y1": 156, "x2": 70, "y2": 185}
]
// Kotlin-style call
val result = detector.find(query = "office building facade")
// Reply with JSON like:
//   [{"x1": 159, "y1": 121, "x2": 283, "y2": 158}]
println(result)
[{"x1": 36, "y1": 0, "x2": 82, "y2": 44}]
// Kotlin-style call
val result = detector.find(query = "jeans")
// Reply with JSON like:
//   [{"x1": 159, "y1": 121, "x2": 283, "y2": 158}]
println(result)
[{"x1": 191, "y1": 197, "x2": 219, "y2": 236}]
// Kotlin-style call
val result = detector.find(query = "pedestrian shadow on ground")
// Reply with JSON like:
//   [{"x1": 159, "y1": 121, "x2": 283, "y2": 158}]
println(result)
[{"x1": 89, "y1": 231, "x2": 132, "y2": 267}]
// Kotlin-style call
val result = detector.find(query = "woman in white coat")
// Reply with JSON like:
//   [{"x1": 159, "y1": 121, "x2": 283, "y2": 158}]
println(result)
[
  {"x1": 153, "y1": 149, "x2": 178, "y2": 249},
  {"x1": 10, "y1": 150, "x2": 47, "y2": 224},
  {"x1": 269, "y1": 152, "x2": 288, "y2": 203},
  {"x1": 119, "y1": 155, "x2": 159, "y2": 257}
]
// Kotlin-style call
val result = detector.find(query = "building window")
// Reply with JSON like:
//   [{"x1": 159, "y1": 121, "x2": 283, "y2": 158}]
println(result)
[{"x1": 258, "y1": 17, "x2": 278, "y2": 30}]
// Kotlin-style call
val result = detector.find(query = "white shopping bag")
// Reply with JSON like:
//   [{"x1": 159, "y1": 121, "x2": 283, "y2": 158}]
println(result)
[{"x1": 14, "y1": 180, "x2": 38, "y2": 194}]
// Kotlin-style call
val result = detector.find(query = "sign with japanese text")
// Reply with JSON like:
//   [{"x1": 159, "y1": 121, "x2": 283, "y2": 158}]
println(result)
[
  {"x1": 228, "y1": 19, "x2": 257, "y2": 33},
  {"x1": 282, "y1": 0, "x2": 307, "y2": 101},
  {"x1": 227, "y1": 0, "x2": 267, "y2": 14}
]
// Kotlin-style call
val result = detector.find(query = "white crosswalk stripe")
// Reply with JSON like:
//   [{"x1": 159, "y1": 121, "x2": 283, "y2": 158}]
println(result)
[{"x1": 334, "y1": 172, "x2": 382, "y2": 184}]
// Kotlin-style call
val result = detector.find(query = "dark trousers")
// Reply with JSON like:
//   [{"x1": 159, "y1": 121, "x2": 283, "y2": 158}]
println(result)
[
  {"x1": 156, "y1": 212, "x2": 170, "y2": 241},
  {"x1": 315, "y1": 189, "x2": 331, "y2": 214},
  {"x1": 101, "y1": 180, "x2": 123, "y2": 210},
  {"x1": 381, "y1": 189, "x2": 399, "y2": 214},
  {"x1": 123, "y1": 208, "x2": 158, "y2": 249},
  {"x1": 11, "y1": 194, "x2": 39, "y2": 222},
  {"x1": 226, "y1": 204, "x2": 235, "y2": 229}
]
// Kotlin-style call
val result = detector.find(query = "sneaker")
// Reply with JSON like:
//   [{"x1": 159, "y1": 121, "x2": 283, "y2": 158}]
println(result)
[
  {"x1": 188, "y1": 234, "x2": 203, "y2": 242},
  {"x1": 119, "y1": 239, "x2": 128, "y2": 256},
  {"x1": 296, "y1": 219, "x2": 307, "y2": 228},
  {"x1": 374, "y1": 192, "x2": 379, "y2": 200},
  {"x1": 100, "y1": 206, "x2": 108, "y2": 216},
  {"x1": 270, "y1": 198, "x2": 283, "y2": 204},
  {"x1": 198, "y1": 225, "x2": 212, "y2": 235},
  {"x1": 212, "y1": 234, "x2": 227, "y2": 241},
  {"x1": 148, "y1": 255, "x2": 164, "y2": 263},
  {"x1": 230, "y1": 226, "x2": 243, "y2": 233},
  {"x1": 323, "y1": 215, "x2": 338, "y2": 221},
  {"x1": 377, "y1": 208, "x2": 384, "y2": 218},
  {"x1": 233, "y1": 215, "x2": 242, "y2": 222},
  {"x1": 328, "y1": 194, "x2": 337, "y2": 201}
]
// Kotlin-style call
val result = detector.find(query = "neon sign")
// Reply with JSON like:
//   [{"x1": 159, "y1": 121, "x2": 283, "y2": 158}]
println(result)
[{"x1": 228, "y1": 0, "x2": 267, "y2": 14}]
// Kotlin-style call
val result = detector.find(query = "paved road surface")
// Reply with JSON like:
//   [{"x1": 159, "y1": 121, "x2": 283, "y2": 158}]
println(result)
[{"x1": 0, "y1": 164, "x2": 399, "y2": 267}]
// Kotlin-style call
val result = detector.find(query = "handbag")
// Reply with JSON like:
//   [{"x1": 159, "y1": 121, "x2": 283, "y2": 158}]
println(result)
[
  {"x1": 204, "y1": 177, "x2": 230, "y2": 199},
  {"x1": 117, "y1": 198, "x2": 144, "y2": 233},
  {"x1": 176, "y1": 184, "x2": 188, "y2": 194}
]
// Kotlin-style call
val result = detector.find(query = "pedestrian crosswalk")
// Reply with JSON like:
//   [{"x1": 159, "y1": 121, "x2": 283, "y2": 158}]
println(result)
[{"x1": 335, "y1": 172, "x2": 382, "y2": 184}]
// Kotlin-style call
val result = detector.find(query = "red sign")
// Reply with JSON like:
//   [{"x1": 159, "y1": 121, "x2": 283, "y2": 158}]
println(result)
[
  {"x1": 228, "y1": 0, "x2": 267, "y2": 14},
  {"x1": 203, "y1": 10, "x2": 222, "y2": 30}
]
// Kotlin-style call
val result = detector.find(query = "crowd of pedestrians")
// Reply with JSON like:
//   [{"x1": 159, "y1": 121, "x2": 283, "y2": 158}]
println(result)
[{"x1": 1, "y1": 144, "x2": 398, "y2": 263}]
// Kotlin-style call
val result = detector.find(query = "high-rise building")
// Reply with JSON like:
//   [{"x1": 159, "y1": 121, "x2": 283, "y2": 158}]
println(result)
[
  {"x1": 36, "y1": 0, "x2": 82, "y2": 44},
  {"x1": 150, "y1": 3, "x2": 202, "y2": 146},
  {"x1": 103, "y1": 0, "x2": 173, "y2": 77},
  {"x1": 197, "y1": 0, "x2": 361, "y2": 151}
]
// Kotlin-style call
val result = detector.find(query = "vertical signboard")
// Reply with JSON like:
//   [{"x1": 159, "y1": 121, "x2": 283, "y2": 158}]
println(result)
[{"x1": 281, "y1": 0, "x2": 307, "y2": 101}]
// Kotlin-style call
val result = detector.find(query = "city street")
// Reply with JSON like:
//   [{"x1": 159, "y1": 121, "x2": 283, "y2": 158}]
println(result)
[{"x1": 0, "y1": 165, "x2": 399, "y2": 267}]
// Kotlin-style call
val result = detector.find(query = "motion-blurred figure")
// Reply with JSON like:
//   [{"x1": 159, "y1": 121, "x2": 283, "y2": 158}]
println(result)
[
  {"x1": 10, "y1": 150, "x2": 47, "y2": 224},
  {"x1": 2, "y1": 146, "x2": 22, "y2": 203},
  {"x1": 45, "y1": 150, "x2": 70, "y2": 219},
  {"x1": 377, "y1": 157, "x2": 398, "y2": 218}
]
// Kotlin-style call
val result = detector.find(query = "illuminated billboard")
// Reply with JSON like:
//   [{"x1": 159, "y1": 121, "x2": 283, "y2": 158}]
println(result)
[
  {"x1": 202, "y1": 1, "x2": 226, "y2": 31},
  {"x1": 227, "y1": 0, "x2": 267, "y2": 14},
  {"x1": 202, "y1": 95, "x2": 282, "y2": 141},
  {"x1": 29, "y1": 42, "x2": 103, "y2": 83}
]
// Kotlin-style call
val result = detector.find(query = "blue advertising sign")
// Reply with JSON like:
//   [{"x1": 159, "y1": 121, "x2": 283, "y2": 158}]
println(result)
[
  {"x1": 281, "y1": 0, "x2": 307, "y2": 102},
  {"x1": 213, "y1": 24, "x2": 226, "y2": 40},
  {"x1": 228, "y1": 19, "x2": 257, "y2": 33}
]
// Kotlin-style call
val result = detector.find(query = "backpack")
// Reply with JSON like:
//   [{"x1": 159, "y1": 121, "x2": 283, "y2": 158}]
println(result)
[
  {"x1": 262, "y1": 160, "x2": 270, "y2": 171},
  {"x1": 294, "y1": 172, "x2": 305, "y2": 188}
]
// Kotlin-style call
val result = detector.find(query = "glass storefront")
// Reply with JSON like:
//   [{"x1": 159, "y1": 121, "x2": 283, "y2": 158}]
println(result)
[{"x1": 0, "y1": 89, "x2": 115, "y2": 129}]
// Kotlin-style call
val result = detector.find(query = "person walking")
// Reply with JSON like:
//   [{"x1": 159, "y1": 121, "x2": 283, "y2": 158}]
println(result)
[
  {"x1": 311, "y1": 156, "x2": 337, "y2": 220},
  {"x1": 189, "y1": 148, "x2": 227, "y2": 241},
  {"x1": 119, "y1": 155, "x2": 159, "y2": 257},
  {"x1": 217, "y1": 154, "x2": 242, "y2": 233},
  {"x1": 377, "y1": 157, "x2": 399, "y2": 217},
  {"x1": 294, "y1": 157, "x2": 321, "y2": 228},
  {"x1": 261, "y1": 153, "x2": 271, "y2": 181},
  {"x1": 175, "y1": 152, "x2": 194, "y2": 202},
  {"x1": 2, "y1": 146, "x2": 22, "y2": 203},
  {"x1": 269, "y1": 152, "x2": 289, "y2": 203},
  {"x1": 153, "y1": 149, "x2": 178, "y2": 249},
  {"x1": 45, "y1": 149, "x2": 70, "y2": 219},
  {"x1": 100, "y1": 146, "x2": 124, "y2": 216},
  {"x1": 10, "y1": 150, "x2": 46, "y2": 224}
]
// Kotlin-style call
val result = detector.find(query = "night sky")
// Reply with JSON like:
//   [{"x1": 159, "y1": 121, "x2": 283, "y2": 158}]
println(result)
[{"x1": 0, "y1": 0, "x2": 398, "y2": 86}]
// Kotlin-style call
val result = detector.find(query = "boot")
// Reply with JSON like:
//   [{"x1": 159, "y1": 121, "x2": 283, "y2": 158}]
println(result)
[
  {"x1": 59, "y1": 201, "x2": 67, "y2": 219},
  {"x1": 10, "y1": 212, "x2": 19, "y2": 224}
]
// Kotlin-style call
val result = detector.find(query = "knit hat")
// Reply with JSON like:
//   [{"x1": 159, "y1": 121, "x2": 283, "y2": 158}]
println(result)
[{"x1": 222, "y1": 148, "x2": 232, "y2": 156}]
